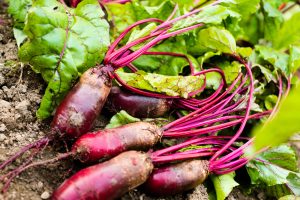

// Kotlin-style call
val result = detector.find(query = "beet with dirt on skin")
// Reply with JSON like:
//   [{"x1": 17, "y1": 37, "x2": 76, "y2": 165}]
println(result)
[
  {"x1": 71, "y1": 121, "x2": 162, "y2": 163},
  {"x1": 52, "y1": 151, "x2": 153, "y2": 200},
  {"x1": 51, "y1": 66, "x2": 112, "y2": 139},
  {"x1": 0, "y1": 65, "x2": 112, "y2": 177},
  {"x1": 106, "y1": 86, "x2": 172, "y2": 118},
  {"x1": 143, "y1": 160, "x2": 209, "y2": 196}
]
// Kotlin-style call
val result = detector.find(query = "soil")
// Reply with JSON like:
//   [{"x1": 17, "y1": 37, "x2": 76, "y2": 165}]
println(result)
[{"x1": 0, "y1": 2, "x2": 299, "y2": 200}]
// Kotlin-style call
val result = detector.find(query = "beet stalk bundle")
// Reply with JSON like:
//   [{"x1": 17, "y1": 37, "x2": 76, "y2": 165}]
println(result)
[{"x1": 51, "y1": 135, "x2": 258, "y2": 199}]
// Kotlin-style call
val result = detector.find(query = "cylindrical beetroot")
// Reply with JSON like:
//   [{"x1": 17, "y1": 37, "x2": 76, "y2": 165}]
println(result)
[
  {"x1": 52, "y1": 151, "x2": 153, "y2": 200},
  {"x1": 51, "y1": 66, "x2": 112, "y2": 139},
  {"x1": 106, "y1": 86, "x2": 172, "y2": 118},
  {"x1": 0, "y1": 65, "x2": 113, "y2": 176},
  {"x1": 72, "y1": 122, "x2": 162, "y2": 163},
  {"x1": 143, "y1": 160, "x2": 209, "y2": 196}
]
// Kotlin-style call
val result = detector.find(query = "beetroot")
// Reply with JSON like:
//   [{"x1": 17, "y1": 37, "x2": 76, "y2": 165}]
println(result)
[
  {"x1": 52, "y1": 151, "x2": 153, "y2": 200},
  {"x1": 143, "y1": 160, "x2": 209, "y2": 196},
  {"x1": 106, "y1": 86, "x2": 172, "y2": 118},
  {"x1": 0, "y1": 66, "x2": 112, "y2": 173},
  {"x1": 51, "y1": 66, "x2": 112, "y2": 139},
  {"x1": 71, "y1": 122, "x2": 161, "y2": 163}
]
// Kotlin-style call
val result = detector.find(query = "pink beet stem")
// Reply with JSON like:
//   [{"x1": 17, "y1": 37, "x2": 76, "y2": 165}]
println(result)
[
  {"x1": 104, "y1": 18, "x2": 164, "y2": 62},
  {"x1": 162, "y1": 73, "x2": 243, "y2": 130},
  {"x1": 209, "y1": 55, "x2": 254, "y2": 162}
]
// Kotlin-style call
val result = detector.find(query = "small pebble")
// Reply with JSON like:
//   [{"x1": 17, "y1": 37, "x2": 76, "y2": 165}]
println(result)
[
  {"x1": 0, "y1": 133, "x2": 6, "y2": 141},
  {"x1": 0, "y1": 123, "x2": 6, "y2": 132},
  {"x1": 15, "y1": 100, "x2": 29, "y2": 111},
  {"x1": 0, "y1": 73, "x2": 5, "y2": 85},
  {"x1": 37, "y1": 181, "x2": 44, "y2": 189},
  {"x1": 41, "y1": 191, "x2": 50, "y2": 199},
  {"x1": 15, "y1": 133, "x2": 22, "y2": 142},
  {"x1": 0, "y1": 100, "x2": 11, "y2": 109}
]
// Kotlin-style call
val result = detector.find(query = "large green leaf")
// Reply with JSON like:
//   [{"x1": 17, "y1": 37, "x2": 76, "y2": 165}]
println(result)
[
  {"x1": 106, "y1": 0, "x2": 176, "y2": 39},
  {"x1": 171, "y1": 5, "x2": 240, "y2": 31},
  {"x1": 145, "y1": 0, "x2": 195, "y2": 11},
  {"x1": 116, "y1": 70, "x2": 205, "y2": 98},
  {"x1": 221, "y1": 0, "x2": 260, "y2": 17},
  {"x1": 246, "y1": 145, "x2": 300, "y2": 197},
  {"x1": 272, "y1": 12, "x2": 300, "y2": 50},
  {"x1": 210, "y1": 172, "x2": 239, "y2": 200},
  {"x1": 252, "y1": 83, "x2": 300, "y2": 150},
  {"x1": 262, "y1": 0, "x2": 284, "y2": 41},
  {"x1": 8, "y1": 0, "x2": 32, "y2": 29},
  {"x1": 188, "y1": 27, "x2": 237, "y2": 55},
  {"x1": 19, "y1": 0, "x2": 110, "y2": 119},
  {"x1": 255, "y1": 45, "x2": 290, "y2": 75}
]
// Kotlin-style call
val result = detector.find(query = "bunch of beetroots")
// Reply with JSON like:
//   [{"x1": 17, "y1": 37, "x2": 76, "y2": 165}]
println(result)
[
  {"x1": 0, "y1": 0, "x2": 223, "y2": 174},
  {"x1": 0, "y1": 1, "x2": 289, "y2": 199}
]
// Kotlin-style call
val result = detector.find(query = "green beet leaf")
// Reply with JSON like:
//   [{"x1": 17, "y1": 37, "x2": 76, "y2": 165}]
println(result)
[
  {"x1": 8, "y1": 0, "x2": 32, "y2": 47},
  {"x1": 255, "y1": 45, "x2": 290, "y2": 75},
  {"x1": 116, "y1": 70, "x2": 205, "y2": 98},
  {"x1": 205, "y1": 71, "x2": 223, "y2": 90},
  {"x1": 106, "y1": 0, "x2": 176, "y2": 39},
  {"x1": 106, "y1": 110, "x2": 141, "y2": 129},
  {"x1": 13, "y1": 28, "x2": 27, "y2": 48},
  {"x1": 18, "y1": 0, "x2": 110, "y2": 119},
  {"x1": 272, "y1": 12, "x2": 300, "y2": 50},
  {"x1": 146, "y1": 0, "x2": 195, "y2": 11},
  {"x1": 252, "y1": 83, "x2": 300, "y2": 150},
  {"x1": 8, "y1": 0, "x2": 32, "y2": 29},
  {"x1": 264, "y1": 95, "x2": 278, "y2": 110},
  {"x1": 252, "y1": 64, "x2": 277, "y2": 83},
  {"x1": 246, "y1": 145, "x2": 300, "y2": 197},
  {"x1": 210, "y1": 172, "x2": 239, "y2": 200},
  {"x1": 221, "y1": 0, "x2": 260, "y2": 17},
  {"x1": 188, "y1": 27, "x2": 237, "y2": 55},
  {"x1": 262, "y1": 0, "x2": 284, "y2": 41},
  {"x1": 171, "y1": 5, "x2": 240, "y2": 31},
  {"x1": 218, "y1": 61, "x2": 241, "y2": 84}
]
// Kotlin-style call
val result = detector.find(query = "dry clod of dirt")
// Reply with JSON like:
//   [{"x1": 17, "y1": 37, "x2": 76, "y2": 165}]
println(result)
[
  {"x1": 40, "y1": 191, "x2": 50, "y2": 199},
  {"x1": 187, "y1": 185, "x2": 208, "y2": 200}
]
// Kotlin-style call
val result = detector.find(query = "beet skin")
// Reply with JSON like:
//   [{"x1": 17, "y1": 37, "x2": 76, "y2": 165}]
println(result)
[
  {"x1": 106, "y1": 86, "x2": 172, "y2": 118},
  {"x1": 51, "y1": 66, "x2": 112, "y2": 139},
  {"x1": 71, "y1": 122, "x2": 162, "y2": 163},
  {"x1": 52, "y1": 151, "x2": 153, "y2": 200},
  {"x1": 143, "y1": 160, "x2": 209, "y2": 196}
]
